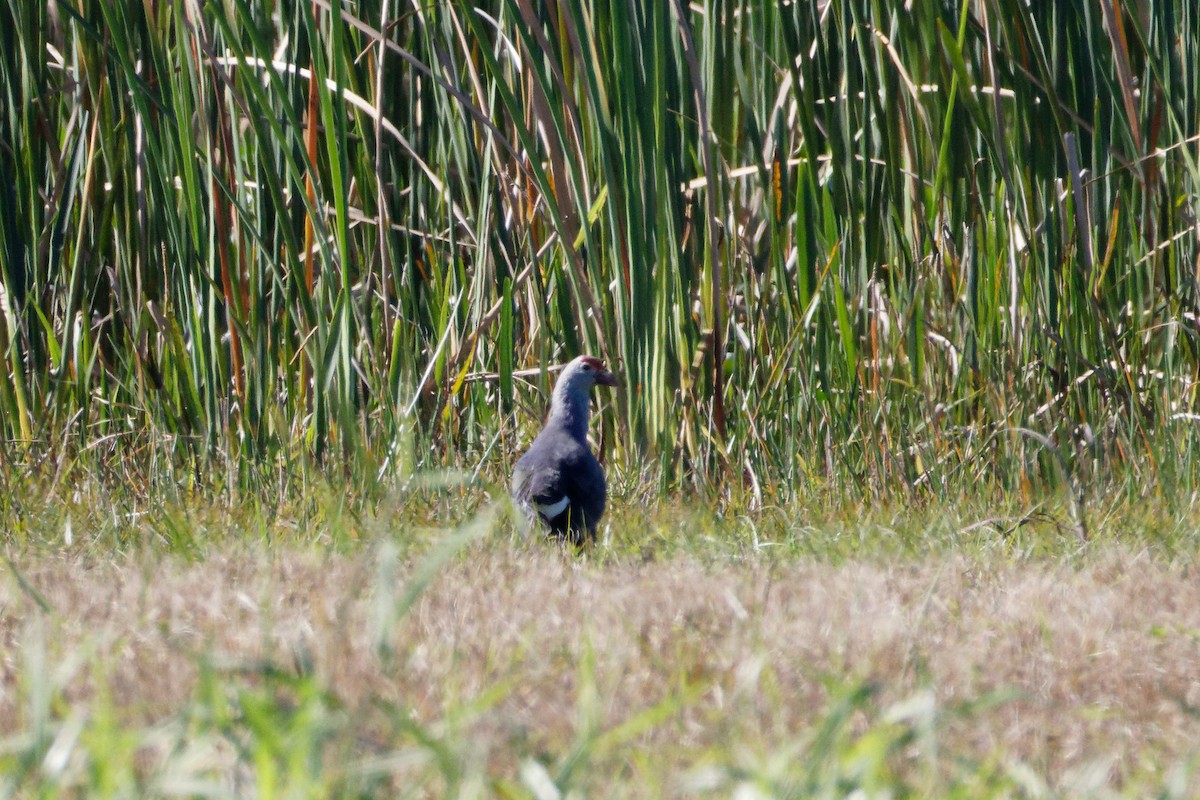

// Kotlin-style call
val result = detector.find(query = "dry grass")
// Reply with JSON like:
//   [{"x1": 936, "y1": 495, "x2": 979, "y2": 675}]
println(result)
[{"x1": 3, "y1": 538, "x2": 1199, "y2": 795}]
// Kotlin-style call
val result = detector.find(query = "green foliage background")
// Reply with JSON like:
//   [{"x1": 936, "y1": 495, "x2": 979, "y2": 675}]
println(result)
[{"x1": 1, "y1": 0, "x2": 1198, "y2": 498}]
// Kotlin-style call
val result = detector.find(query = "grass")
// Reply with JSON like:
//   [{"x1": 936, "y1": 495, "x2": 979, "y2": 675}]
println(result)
[
  {"x1": 4, "y1": 478, "x2": 1200, "y2": 796},
  {"x1": 4, "y1": 491, "x2": 1200, "y2": 798},
  {"x1": 3, "y1": 0, "x2": 1200, "y2": 795}
]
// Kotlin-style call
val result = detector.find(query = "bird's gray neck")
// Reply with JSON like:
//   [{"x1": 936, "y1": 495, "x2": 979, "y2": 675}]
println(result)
[{"x1": 548, "y1": 383, "x2": 591, "y2": 443}]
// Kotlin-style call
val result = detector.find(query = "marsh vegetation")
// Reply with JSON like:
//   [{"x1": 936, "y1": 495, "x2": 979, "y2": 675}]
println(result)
[{"x1": 2, "y1": 0, "x2": 1200, "y2": 795}]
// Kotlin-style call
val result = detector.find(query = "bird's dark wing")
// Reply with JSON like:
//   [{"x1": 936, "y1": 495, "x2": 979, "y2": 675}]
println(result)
[{"x1": 511, "y1": 435, "x2": 606, "y2": 535}]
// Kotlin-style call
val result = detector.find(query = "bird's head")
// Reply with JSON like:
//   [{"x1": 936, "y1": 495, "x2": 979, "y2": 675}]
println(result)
[
  {"x1": 558, "y1": 355, "x2": 620, "y2": 394},
  {"x1": 547, "y1": 355, "x2": 619, "y2": 440}
]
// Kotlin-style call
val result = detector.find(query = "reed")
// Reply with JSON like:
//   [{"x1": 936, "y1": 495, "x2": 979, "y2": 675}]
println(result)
[{"x1": 1, "y1": 0, "x2": 1197, "y2": 502}]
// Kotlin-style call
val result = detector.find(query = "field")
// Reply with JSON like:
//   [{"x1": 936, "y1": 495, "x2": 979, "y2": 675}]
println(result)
[
  {"x1": 4, "y1": 490, "x2": 1200, "y2": 797},
  {"x1": 3, "y1": 0, "x2": 1200, "y2": 795}
]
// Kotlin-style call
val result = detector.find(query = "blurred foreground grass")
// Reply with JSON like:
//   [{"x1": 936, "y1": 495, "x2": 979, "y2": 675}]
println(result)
[{"x1": 3, "y1": 480, "x2": 1200, "y2": 798}]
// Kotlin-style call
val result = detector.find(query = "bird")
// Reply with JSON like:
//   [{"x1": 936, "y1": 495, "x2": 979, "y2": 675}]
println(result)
[{"x1": 511, "y1": 355, "x2": 620, "y2": 545}]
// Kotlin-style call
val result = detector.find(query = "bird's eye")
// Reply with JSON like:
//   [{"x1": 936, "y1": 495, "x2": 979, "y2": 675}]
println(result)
[{"x1": 582, "y1": 363, "x2": 591, "y2": 371}]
